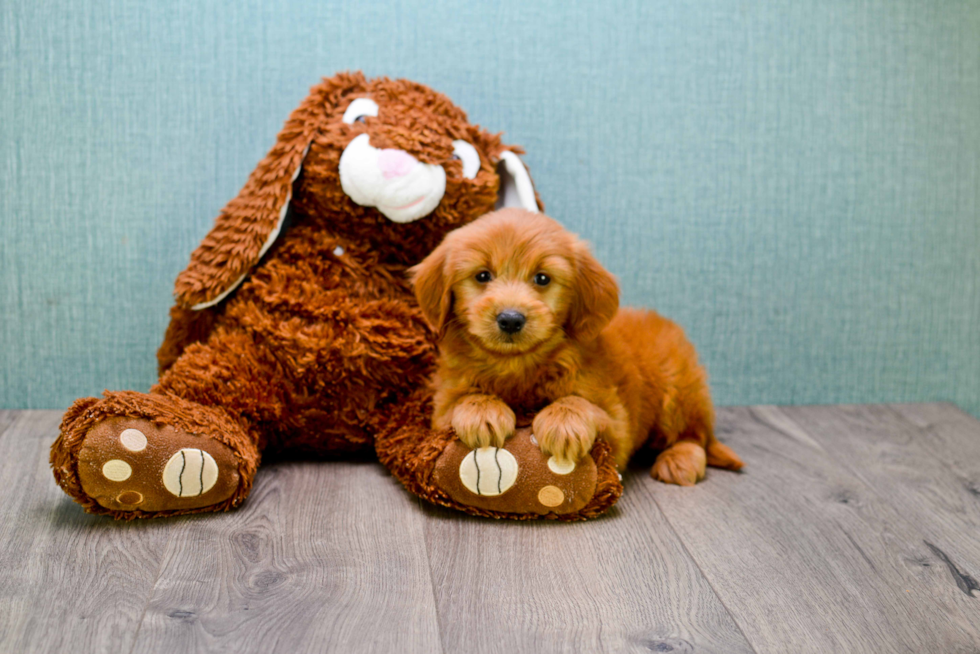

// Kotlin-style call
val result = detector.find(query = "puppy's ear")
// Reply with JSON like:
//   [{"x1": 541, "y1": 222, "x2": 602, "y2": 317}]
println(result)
[
  {"x1": 409, "y1": 239, "x2": 454, "y2": 339},
  {"x1": 173, "y1": 72, "x2": 368, "y2": 309},
  {"x1": 566, "y1": 241, "x2": 619, "y2": 342}
]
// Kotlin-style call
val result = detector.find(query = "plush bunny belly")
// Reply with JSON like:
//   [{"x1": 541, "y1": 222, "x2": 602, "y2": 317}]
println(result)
[{"x1": 209, "y1": 218, "x2": 438, "y2": 457}]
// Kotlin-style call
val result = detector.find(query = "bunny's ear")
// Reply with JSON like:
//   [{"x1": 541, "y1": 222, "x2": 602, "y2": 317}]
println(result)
[
  {"x1": 174, "y1": 73, "x2": 365, "y2": 309},
  {"x1": 173, "y1": 107, "x2": 314, "y2": 309},
  {"x1": 495, "y1": 149, "x2": 544, "y2": 213}
]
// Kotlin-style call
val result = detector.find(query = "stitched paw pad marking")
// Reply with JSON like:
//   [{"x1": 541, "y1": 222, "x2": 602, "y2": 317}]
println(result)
[
  {"x1": 102, "y1": 459, "x2": 132, "y2": 481},
  {"x1": 163, "y1": 449, "x2": 219, "y2": 497},
  {"x1": 117, "y1": 491, "x2": 143, "y2": 505},
  {"x1": 546, "y1": 456, "x2": 575, "y2": 475},
  {"x1": 119, "y1": 428, "x2": 147, "y2": 452},
  {"x1": 459, "y1": 447, "x2": 518, "y2": 496},
  {"x1": 538, "y1": 485, "x2": 565, "y2": 507}
]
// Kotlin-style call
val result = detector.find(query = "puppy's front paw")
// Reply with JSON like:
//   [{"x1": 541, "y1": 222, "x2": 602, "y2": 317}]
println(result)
[
  {"x1": 533, "y1": 397, "x2": 604, "y2": 465},
  {"x1": 451, "y1": 394, "x2": 516, "y2": 449}
]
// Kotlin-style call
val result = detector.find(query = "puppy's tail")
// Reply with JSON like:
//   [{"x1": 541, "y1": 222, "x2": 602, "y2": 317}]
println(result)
[{"x1": 705, "y1": 436, "x2": 744, "y2": 471}]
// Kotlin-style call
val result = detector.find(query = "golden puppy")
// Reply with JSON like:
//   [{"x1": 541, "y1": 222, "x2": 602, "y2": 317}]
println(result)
[{"x1": 410, "y1": 208, "x2": 743, "y2": 485}]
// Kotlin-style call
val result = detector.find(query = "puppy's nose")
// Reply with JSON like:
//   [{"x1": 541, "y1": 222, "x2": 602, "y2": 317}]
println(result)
[{"x1": 496, "y1": 310, "x2": 526, "y2": 334}]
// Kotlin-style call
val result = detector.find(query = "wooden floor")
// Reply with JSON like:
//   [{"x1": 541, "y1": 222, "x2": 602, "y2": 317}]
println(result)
[{"x1": 1, "y1": 404, "x2": 979, "y2": 653}]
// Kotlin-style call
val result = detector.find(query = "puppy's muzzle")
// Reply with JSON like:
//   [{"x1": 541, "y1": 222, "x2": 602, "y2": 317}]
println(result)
[{"x1": 496, "y1": 310, "x2": 526, "y2": 334}]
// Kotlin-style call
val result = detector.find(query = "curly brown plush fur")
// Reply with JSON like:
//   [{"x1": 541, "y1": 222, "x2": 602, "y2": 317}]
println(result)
[{"x1": 50, "y1": 72, "x2": 623, "y2": 520}]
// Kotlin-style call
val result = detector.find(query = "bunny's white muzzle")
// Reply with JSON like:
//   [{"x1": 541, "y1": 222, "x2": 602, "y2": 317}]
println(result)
[{"x1": 339, "y1": 134, "x2": 447, "y2": 223}]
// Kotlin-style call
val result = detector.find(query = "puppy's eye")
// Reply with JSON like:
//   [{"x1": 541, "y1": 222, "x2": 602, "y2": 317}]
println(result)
[
  {"x1": 475, "y1": 271, "x2": 493, "y2": 283},
  {"x1": 534, "y1": 273, "x2": 551, "y2": 286}
]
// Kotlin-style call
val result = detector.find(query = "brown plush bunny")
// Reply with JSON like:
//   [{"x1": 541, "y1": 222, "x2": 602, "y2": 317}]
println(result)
[{"x1": 50, "y1": 72, "x2": 624, "y2": 520}]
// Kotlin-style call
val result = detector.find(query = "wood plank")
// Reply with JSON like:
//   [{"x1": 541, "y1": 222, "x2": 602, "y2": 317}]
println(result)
[
  {"x1": 650, "y1": 406, "x2": 980, "y2": 654},
  {"x1": 0, "y1": 411, "x2": 172, "y2": 654},
  {"x1": 7, "y1": 404, "x2": 978, "y2": 653},
  {"x1": 891, "y1": 402, "x2": 980, "y2": 472},
  {"x1": 0, "y1": 410, "x2": 20, "y2": 439},
  {"x1": 421, "y1": 474, "x2": 755, "y2": 654},
  {"x1": 778, "y1": 404, "x2": 980, "y2": 600},
  {"x1": 130, "y1": 460, "x2": 443, "y2": 654}
]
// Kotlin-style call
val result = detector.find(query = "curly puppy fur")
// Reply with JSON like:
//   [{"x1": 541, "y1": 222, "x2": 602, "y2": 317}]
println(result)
[
  {"x1": 52, "y1": 72, "x2": 546, "y2": 518},
  {"x1": 411, "y1": 209, "x2": 744, "y2": 485}
]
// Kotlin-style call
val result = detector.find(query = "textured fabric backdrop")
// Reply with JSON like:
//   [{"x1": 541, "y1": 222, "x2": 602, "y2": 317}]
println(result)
[{"x1": 1, "y1": 0, "x2": 978, "y2": 416}]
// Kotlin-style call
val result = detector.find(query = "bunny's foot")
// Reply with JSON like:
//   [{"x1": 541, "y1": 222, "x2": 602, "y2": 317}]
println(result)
[
  {"x1": 375, "y1": 391, "x2": 623, "y2": 520},
  {"x1": 51, "y1": 391, "x2": 259, "y2": 519}
]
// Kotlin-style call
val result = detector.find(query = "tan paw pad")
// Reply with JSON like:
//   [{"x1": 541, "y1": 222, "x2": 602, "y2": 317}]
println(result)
[
  {"x1": 119, "y1": 428, "x2": 148, "y2": 452},
  {"x1": 546, "y1": 456, "x2": 575, "y2": 475},
  {"x1": 163, "y1": 449, "x2": 219, "y2": 497},
  {"x1": 116, "y1": 491, "x2": 144, "y2": 506},
  {"x1": 102, "y1": 459, "x2": 132, "y2": 481},
  {"x1": 459, "y1": 447, "x2": 518, "y2": 496},
  {"x1": 537, "y1": 485, "x2": 565, "y2": 507}
]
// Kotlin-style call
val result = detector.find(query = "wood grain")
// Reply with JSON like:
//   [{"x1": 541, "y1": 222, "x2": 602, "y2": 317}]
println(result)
[
  {"x1": 0, "y1": 410, "x2": 20, "y2": 439},
  {"x1": 420, "y1": 473, "x2": 755, "y2": 654},
  {"x1": 778, "y1": 404, "x2": 980, "y2": 602},
  {"x1": 891, "y1": 402, "x2": 980, "y2": 492},
  {"x1": 0, "y1": 411, "x2": 173, "y2": 654},
  {"x1": 3, "y1": 405, "x2": 980, "y2": 653},
  {"x1": 129, "y1": 460, "x2": 443, "y2": 654},
  {"x1": 650, "y1": 406, "x2": 980, "y2": 654}
]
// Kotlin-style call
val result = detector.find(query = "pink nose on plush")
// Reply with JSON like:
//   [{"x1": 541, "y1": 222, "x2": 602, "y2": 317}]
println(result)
[{"x1": 378, "y1": 148, "x2": 418, "y2": 179}]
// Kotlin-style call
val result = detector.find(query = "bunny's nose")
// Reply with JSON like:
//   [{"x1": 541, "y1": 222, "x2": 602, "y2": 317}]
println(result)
[
  {"x1": 496, "y1": 310, "x2": 526, "y2": 334},
  {"x1": 378, "y1": 149, "x2": 418, "y2": 179}
]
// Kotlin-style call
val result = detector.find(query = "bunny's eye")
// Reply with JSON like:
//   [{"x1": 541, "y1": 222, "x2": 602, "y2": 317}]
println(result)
[
  {"x1": 451, "y1": 140, "x2": 481, "y2": 179},
  {"x1": 342, "y1": 98, "x2": 379, "y2": 124}
]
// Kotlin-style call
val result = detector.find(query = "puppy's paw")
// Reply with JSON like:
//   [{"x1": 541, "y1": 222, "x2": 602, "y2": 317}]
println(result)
[
  {"x1": 652, "y1": 442, "x2": 707, "y2": 486},
  {"x1": 533, "y1": 396, "x2": 605, "y2": 466},
  {"x1": 451, "y1": 394, "x2": 516, "y2": 449}
]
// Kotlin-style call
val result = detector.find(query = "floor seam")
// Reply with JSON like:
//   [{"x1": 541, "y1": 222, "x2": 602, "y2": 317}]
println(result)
[
  {"x1": 647, "y1": 484, "x2": 761, "y2": 654},
  {"x1": 418, "y1": 496, "x2": 449, "y2": 654},
  {"x1": 127, "y1": 525, "x2": 177, "y2": 654}
]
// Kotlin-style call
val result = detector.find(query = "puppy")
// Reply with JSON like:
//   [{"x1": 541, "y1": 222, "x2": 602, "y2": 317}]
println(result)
[{"x1": 410, "y1": 208, "x2": 743, "y2": 486}]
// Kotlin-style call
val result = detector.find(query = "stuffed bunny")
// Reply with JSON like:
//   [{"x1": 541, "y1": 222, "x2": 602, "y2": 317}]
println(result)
[{"x1": 50, "y1": 72, "x2": 623, "y2": 520}]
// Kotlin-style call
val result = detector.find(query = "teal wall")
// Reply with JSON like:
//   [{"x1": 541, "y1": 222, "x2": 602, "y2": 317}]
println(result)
[{"x1": 2, "y1": 1, "x2": 978, "y2": 416}]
